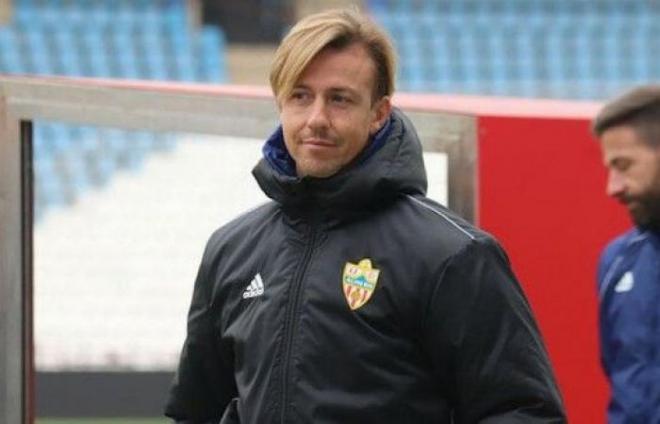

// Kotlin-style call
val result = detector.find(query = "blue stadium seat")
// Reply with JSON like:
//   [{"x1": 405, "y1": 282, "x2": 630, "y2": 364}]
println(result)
[
  {"x1": 80, "y1": 30, "x2": 112, "y2": 78},
  {"x1": 34, "y1": 157, "x2": 67, "y2": 217},
  {"x1": 63, "y1": 151, "x2": 92, "y2": 193},
  {"x1": 197, "y1": 27, "x2": 227, "y2": 82},
  {"x1": 0, "y1": 28, "x2": 23, "y2": 73}
]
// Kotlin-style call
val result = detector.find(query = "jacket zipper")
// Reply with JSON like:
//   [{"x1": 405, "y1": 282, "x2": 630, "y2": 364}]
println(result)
[{"x1": 280, "y1": 221, "x2": 318, "y2": 423}]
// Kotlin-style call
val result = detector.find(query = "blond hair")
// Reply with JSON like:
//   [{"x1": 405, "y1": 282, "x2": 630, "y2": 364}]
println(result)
[
  {"x1": 593, "y1": 84, "x2": 660, "y2": 147},
  {"x1": 269, "y1": 8, "x2": 396, "y2": 104}
]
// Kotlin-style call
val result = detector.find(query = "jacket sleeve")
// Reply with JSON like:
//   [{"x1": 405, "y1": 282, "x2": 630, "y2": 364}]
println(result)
[
  {"x1": 422, "y1": 237, "x2": 567, "y2": 423},
  {"x1": 164, "y1": 240, "x2": 237, "y2": 423},
  {"x1": 596, "y1": 242, "x2": 615, "y2": 378}
]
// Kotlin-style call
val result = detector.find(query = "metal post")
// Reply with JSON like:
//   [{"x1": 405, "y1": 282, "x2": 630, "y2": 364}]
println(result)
[{"x1": 0, "y1": 94, "x2": 30, "y2": 423}]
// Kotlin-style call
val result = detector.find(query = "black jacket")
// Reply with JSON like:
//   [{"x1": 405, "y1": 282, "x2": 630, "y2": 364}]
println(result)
[{"x1": 165, "y1": 109, "x2": 566, "y2": 423}]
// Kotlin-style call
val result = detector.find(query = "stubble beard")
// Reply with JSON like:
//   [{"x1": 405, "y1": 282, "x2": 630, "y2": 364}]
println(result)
[
  {"x1": 630, "y1": 196, "x2": 660, "y2": 231},
  {"x1": 629, "y1": 167, "x2": 660, "y2": 232},
  {"x1": 296, "y1": 156, "x2": 343, "y2": 179}
]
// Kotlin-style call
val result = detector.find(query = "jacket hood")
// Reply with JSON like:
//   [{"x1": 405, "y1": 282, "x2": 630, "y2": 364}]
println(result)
[{"x1": 252, "y1": 108, "x2": 427, "y2": 216}]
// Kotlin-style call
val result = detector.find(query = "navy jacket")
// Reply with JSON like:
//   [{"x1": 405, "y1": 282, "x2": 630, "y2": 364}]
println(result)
[
  {"x1": 598, "y1": 228, "x2": 660, "y2": 424},
  {"x1": 165, "y1": 109, "x2": 566, "y2": 423}
]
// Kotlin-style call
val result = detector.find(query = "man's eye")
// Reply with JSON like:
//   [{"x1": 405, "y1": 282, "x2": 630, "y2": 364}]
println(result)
[
  {"x1": 612, "y1": 159, "x2": 631, "y2": 172},
  {"x1": 331, "y1": 94, "x2": 350, "y2": 104},
  {"x1": 290, "y1": 91, "x2": 309, "y2": 101}
]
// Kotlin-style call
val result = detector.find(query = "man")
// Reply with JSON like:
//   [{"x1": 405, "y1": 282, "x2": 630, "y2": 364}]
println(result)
[
  {"x1": 593, "y1": 85, "x2": 660, "y2": 424},
  {"x1": 165, "y1": 8, "x2": 565, "y2": 423}
]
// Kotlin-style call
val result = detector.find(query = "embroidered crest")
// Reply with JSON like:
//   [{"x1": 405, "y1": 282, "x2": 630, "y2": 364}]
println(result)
[
  {"x1": 614, "y1": 271, "x2": 634, "y2": 293},
  {"x1": 342, "y1": 259, "x2": 380, "y2": 310}
]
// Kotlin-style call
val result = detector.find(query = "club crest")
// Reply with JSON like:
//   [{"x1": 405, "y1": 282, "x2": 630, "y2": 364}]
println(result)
[{"x1": 342, "y1": 259, "x2": 380, "y2": 310}]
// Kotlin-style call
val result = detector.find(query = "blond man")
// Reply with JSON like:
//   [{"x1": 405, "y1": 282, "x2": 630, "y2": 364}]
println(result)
[{"x1": 165, "y1": 9, "x2": 565, "y2": 423}]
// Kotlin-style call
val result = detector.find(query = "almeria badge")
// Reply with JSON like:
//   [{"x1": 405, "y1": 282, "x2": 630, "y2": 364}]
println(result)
[{"x1": 343, "y1": 259, "x2": 380, "y2": 310}]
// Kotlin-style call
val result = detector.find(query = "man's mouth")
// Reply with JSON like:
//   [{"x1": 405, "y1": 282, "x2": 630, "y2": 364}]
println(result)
[{"x1": 302, "y1": 138, "x2": 335, "y2": 148}]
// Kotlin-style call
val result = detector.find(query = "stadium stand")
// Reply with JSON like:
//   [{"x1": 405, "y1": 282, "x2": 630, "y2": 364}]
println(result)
[
  {"x1": 367, "y1": 0, "x2": 660, "y2": 99},
  {"x1": 0, "y1": 0, "x2": 228, "y2": 220}
]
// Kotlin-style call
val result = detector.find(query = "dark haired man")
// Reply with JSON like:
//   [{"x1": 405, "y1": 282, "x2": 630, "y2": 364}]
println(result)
[{"x1": 593, "y1": 85, "x2": 660, "y2": 424}]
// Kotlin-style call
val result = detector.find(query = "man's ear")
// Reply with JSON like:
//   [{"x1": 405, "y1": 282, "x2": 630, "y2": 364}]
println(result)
[{"x1": 370, "y1": 96, "x2": 392, "y2": 135}]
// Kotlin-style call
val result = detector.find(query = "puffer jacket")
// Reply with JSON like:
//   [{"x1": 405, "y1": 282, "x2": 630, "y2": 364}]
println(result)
[{"x1": 165, "y1": 108, "x2": 566, "y2": 423}]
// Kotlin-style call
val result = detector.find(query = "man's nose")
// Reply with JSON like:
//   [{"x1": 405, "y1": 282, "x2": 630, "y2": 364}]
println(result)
[
  {"x1": 307, "y1": 99, "x2": 329, "y2": 129},
  {"x1": 606, "y1": 170, "x2": 625, "y2": 198}
]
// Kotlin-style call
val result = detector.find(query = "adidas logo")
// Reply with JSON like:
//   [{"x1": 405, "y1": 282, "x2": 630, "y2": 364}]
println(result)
[{"x1": 243, "y1": 273, "x2": 265, "y2": 299}]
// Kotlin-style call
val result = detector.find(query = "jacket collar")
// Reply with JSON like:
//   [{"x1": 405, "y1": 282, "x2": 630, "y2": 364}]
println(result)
[{"x1": 252, "y1": 108, "x2": 427, "y2": 221}]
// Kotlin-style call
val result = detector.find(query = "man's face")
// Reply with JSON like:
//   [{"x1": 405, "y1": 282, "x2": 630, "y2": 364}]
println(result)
[
  {"x1": 600, "y1": 125, "x2": 660, "y2": 230},
  {"x1": 279, "y1": 42, "x2": 391, "y2": 178}
]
